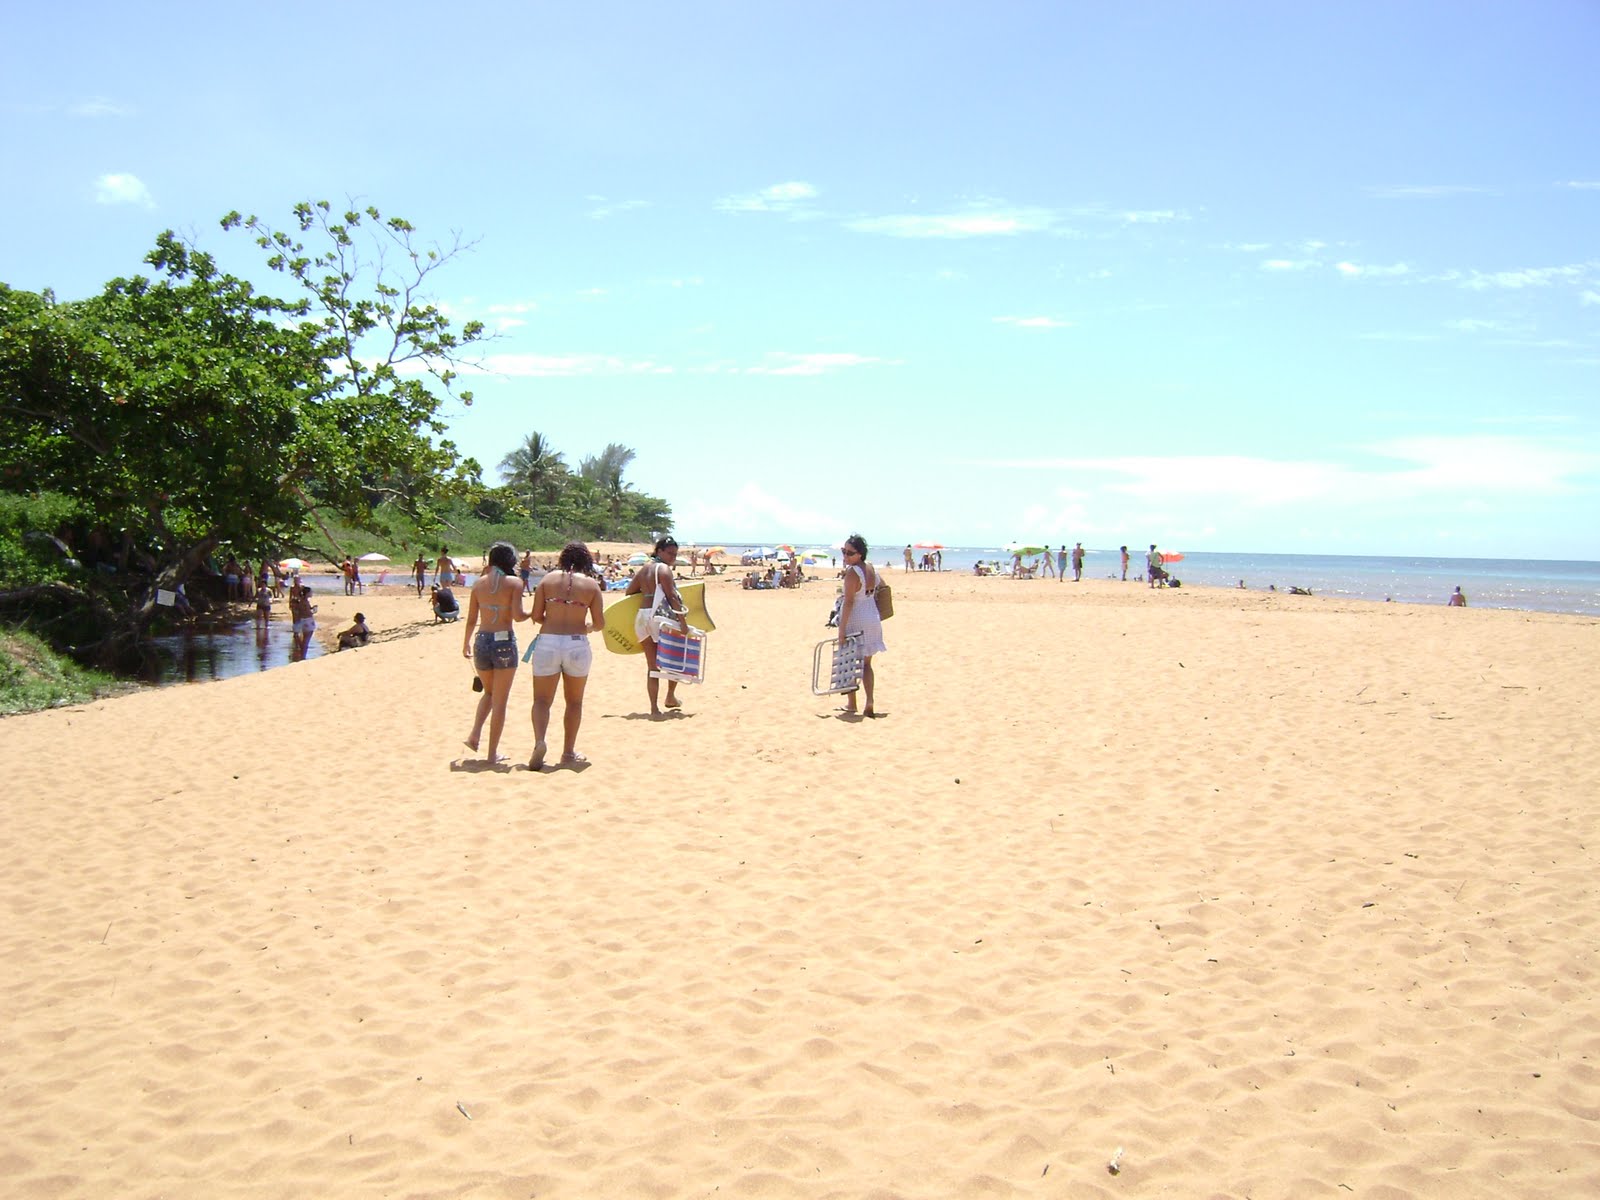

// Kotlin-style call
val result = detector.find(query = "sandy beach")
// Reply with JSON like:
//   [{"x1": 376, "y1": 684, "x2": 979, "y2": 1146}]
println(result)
[{"x1": 2, "y1": 568, "x2": 1597, "y2": 1198}]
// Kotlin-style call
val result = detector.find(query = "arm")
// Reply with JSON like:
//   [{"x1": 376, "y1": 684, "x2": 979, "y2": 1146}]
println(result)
[
  {"x1": 529, "y1": 579, "x2": 548, "y2": 626},
  {"x1": 461, "y1": 589, "x2": 479, "y2": 657},
  {"x1": 587, "y1": 586, "x2": 606, "y2": 634}
]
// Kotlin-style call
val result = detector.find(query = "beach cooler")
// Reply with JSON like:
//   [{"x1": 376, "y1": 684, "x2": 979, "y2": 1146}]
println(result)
[
  {"x1": 811, "y1": 635, "x2": 863, "y2": 696},
  {"x1": 651, "y1": 624, "x2": 707, "y2": 684}
]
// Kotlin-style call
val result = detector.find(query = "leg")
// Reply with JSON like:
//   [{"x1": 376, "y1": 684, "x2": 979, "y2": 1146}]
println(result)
[
  {"x1": 529, "y1": 670, "x2": 559, "y2": 767},
  {"x1": 861, "y1": 656, "x2": 875, "y2": 716},
  {"x1": 642, "y1": 639, "x2": 663, "y2": 715},
  {"x1": 559, "y1": 671, "x2": 588, "y2": 760},
  {"x1": 465, "y1": 666, "x2": 494, "y2": 750},
  {"x1": 483, "y1": 665, "x2": 517, "y2": 762}
]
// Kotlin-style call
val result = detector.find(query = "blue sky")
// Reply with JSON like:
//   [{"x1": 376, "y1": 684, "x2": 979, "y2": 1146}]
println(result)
[{"x1": 5, "y1": 1, "x2": 1598, "y2": 559}]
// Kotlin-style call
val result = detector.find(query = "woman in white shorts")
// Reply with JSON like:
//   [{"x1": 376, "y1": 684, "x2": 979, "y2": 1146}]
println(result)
[
  {"x1": 624, "y1": 536, "x2": 687, "y2": 717},
  {"x1": 525, "y1": 541, "x2": 606, "y2": 769},
  {"x1": 462, "y1": 542, "x2": 529, "y2": 766}
]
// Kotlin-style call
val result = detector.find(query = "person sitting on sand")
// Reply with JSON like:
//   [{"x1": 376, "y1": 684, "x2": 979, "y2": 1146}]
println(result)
[
  {"x1": 1448, "y1": 586, "x2": 1466, "y2": 607},
  {"x1": 337, "y1": 613, "x2": 370, "y2": 650},
  {"x1": 431, "y1": 584, "x2": 459, "y2": 621},
  {"x1": 525, "y1": 540, "x2": 606, "y2": 769}
]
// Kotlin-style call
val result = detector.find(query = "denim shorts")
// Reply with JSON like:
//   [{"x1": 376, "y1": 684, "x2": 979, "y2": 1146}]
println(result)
[{"x1": 473, "y1": 629, "x2": 518, "y2": 670}]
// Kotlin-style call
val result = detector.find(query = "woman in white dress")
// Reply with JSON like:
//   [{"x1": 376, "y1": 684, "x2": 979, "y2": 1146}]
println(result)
[{"x1": 836, "y1": 533, "x2": 886, "y2": 717}]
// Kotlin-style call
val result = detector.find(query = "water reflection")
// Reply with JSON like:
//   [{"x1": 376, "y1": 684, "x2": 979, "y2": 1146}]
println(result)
[{"x1": 147, "y1": 619, "x2": 323, "y2": 685}]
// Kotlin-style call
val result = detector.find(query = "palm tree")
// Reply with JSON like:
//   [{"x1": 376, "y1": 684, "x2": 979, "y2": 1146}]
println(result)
[
  {"x1": 579, "y1": 443, "x2": 637, "y2": 529},
  {"x1": 498, "y1": 431, "x2": 567, "y2": 517}
]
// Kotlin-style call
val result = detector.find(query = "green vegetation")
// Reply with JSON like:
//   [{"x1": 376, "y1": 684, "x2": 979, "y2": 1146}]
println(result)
[
  {"x1": 1, "y1": 201, "x2": 485, "y2": 668},
  {"x1": 1, "y1": 199, "x2": 682, "y2": 704},
  {"x1": 0, "y1": 627, "x2": 120, "y2": 715}
]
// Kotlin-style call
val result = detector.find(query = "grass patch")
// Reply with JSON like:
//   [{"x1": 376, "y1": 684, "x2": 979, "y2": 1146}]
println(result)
[{"x1": 0, "y1": 628, "x2": 122, "y2": 716}]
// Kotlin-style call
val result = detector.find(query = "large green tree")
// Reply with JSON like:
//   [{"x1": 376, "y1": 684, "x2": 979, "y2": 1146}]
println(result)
[{"x1": 0, "y1": 201, "x2": 485, "y2": 662}]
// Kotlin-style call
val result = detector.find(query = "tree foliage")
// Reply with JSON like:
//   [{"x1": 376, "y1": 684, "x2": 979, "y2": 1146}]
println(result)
[
  {"x1": 0, "y1": 201, "x2": 487, "y2": 663},
  {"x1": 497, "y1": 432, "x2": 671, "y2": 541}
]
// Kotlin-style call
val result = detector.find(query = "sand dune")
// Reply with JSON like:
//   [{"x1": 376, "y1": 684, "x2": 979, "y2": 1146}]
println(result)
[{"x1": 2, "y1": 572, "x2": 1596, "y2": 1198}]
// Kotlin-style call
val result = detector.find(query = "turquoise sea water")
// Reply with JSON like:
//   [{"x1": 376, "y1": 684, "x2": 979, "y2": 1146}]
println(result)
[{"x1": 735, "y1": 545, "x2": 1600, "y2": 617}]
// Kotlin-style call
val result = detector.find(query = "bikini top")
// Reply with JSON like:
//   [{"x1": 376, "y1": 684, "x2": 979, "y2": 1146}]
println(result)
[{"x1": 547, "y1": 570, "x2": 588, "y2": 606}]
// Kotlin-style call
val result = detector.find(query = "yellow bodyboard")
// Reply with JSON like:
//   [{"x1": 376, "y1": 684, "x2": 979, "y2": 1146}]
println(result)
[{"x1": 602, "y1": 581, "x2": 715, "y2": 655}]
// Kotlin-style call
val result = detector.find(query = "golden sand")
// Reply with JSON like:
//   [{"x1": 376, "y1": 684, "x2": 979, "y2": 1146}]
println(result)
[{"x1": 2, "y1": 571, "x2": 1596, "y2": 1198}]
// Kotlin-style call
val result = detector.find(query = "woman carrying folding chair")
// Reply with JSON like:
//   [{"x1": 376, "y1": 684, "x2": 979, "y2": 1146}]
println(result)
[{"x1": 837, "y1": 533, "x2": 887, "y2": 717}]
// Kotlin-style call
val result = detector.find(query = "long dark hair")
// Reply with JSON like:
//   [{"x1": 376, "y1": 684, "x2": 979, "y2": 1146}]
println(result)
[
  {"x1": 653, "y1": 536, "x2": 678, "y2": 557},
  {"x1": 487, "y1": 541, "x2": 517, "y2": 575},
  {"x1": 558, "y1": 541, "x2": 595, "y2": 574},
  {"x1": 844, "y1": 533, "x2": 869, "y2": 559}
]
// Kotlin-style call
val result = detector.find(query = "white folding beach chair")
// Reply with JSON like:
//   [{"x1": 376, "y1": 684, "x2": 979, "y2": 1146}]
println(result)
[
  {"x1": 651, "y1": 624, "x2": 708, "y2": 684},
  {"x1": 811, "y1": 635, "x2": 864, "y2": 696}
]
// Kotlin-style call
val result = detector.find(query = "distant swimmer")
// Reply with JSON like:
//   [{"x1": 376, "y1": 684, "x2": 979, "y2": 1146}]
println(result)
[{"x1": 1448, "y1": 586, "x2": 1466, "y2": 607}]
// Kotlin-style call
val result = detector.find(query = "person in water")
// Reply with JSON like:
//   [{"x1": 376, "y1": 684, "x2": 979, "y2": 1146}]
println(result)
[{"x1": 525, "y1": 541, "x2": 606, "y2": 769}]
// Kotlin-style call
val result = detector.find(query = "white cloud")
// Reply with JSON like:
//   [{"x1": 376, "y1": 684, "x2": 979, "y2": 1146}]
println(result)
[
  {"x1": 1559, "y1": 180, "x2": 1600, "y2": 190},
  {"x1": 70, "y1": 97, "x2": 130, "y2": 118},
  {"x1": 469, "y1": 353, "x2": 671, "y2": 377},
  {"x1": 586, "y1": 196, "x2": 649, "y2": 220},
  {"x1": 1120, "y1": 209, "x2": 1184, "y2": 224},
  {"x1": 716, "y1": 181, "x2": 819, "y2": 214},
  {"x1": 93, "y1": 173, "x2": 153, "y2": 207},
  {"x1": 1261, "y1": 258, "x2": 1317, "y2": 272},
  {"x1": 675, "y1": 482, "x2": 843, "y2": 540},
  {"x1": 992, "y1": 315, "x2": 1072, "y2": 329},
  {"x1": 744, "y1": 351, "x2": 890, "y2": 376},
  {"x1": 1336, "y1": 261, "x2": 1411, "y2": 278},
  {"x1": 1365, "y1": 184, "x2": 1492, "y2": 199},
  {"x1": 1460, "y1": 264, "x2": 1592, "y2": 290},
  {"x1": 847, "y1": 207, "x2": 1056, "y2": 239},
  {"x1": 1446, "y1": 318, "x2": 1509, "y2": 333},
  {"x1": 1581, "y1": 290, "x2": 1600, "y2": 306},
  {"x1": 977, "y1": 435, "x2": 1600, "y2": 509}
]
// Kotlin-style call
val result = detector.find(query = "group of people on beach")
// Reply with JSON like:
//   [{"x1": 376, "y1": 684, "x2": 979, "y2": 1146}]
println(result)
[{"x1": 457, "y1": 533, "x2": 888, "y2": 769}]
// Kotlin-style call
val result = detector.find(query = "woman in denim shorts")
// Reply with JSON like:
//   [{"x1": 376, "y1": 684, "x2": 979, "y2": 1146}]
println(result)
[
  {"x1": 525, "y1": 541, "x2": 606, "y2": 769},
  {"x1": 462, "y1": 541, "x2": 529, "y2": 765}
]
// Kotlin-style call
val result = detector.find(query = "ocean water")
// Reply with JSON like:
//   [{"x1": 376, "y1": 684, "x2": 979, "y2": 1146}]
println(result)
[{"x1": 734, "y1": 545, "x2": 1600, "y2": 617}]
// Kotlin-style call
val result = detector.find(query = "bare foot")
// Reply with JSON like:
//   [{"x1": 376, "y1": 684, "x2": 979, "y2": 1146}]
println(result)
[
  {"x1": 560, "y1": 751, "x2": 588, "y2": 767},
  {"x1": 488, "y1": 753, "x2": 511, "y2": 767},
  {"x1": 464, "y1": 736, "x2": 480, "y2": 753},
  {"x1": 664, "y1": 697, "x2": 682, "y2": 710},
  {"x1": 529, "y1": 741, "x2": 547, "y2": 770}
]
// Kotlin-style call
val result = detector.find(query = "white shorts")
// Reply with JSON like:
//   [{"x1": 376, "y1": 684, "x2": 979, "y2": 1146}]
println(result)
[
  {"x1": 528, "y1": 633, "x2": 592, "y2": 678},
  {"x1": 294, "y1": 618, "x2": 316, "y2": 635}
]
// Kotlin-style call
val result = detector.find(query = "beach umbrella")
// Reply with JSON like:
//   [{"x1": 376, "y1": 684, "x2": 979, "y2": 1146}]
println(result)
[
  {"x1": 805, "y1": 548, "x2": 834, "y2": 560},
  {"x1": 358, "y1": 552, "x2": 390, "y2": 563},
  {"x1": 1005, "y1": 543, "x2": 1047, "y2": 557},
  {"x1": 279, "y1": 557, "x2": 309, "y2": 570},
  {"x1": 914, "y1": 542, "x2": 945, "y2": 550},
  {"x1": 1161, "y1": 551, "x2": 1185, "y2": 564},
  {"x1": 776, "y1": 543, "x2": 795, "y2": 553},
  {"x1": 627, "y1": 552, "x2": 649, "y2": 566},
  {"x1": 705, "y1": 546, "x2": 726, "y2": 555}
]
